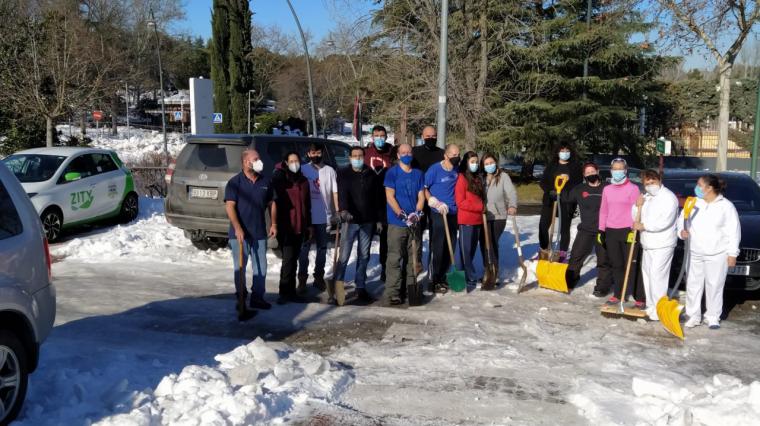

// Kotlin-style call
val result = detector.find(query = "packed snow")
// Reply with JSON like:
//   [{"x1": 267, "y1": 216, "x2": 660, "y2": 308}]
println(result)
[{"x1": 57, "y1": 125, "x2": 186, "y2": 165}]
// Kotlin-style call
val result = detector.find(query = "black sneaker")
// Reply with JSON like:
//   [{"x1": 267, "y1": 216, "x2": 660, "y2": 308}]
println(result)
[
  {"x1": 249, "y1": 297, "x2": 272, "y2": 310},
  {"x1": 592, "y1": 289, "x2": 610, "y2": 298},
  {"x1": 434, "y1": 283, "x2": 449, "y2": 294},
  {"x1": 357, "y1": 288, "x2": 375, "y2": 303}
]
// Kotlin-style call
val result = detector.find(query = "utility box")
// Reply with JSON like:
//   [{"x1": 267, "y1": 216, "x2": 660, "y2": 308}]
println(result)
[{"x1": 190, "y1": 78, "x2": 213, "y2": 134}]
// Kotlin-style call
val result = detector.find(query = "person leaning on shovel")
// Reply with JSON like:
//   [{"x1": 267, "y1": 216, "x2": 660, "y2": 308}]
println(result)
[{"x1": 481, "y1": 153, "x2": 518, "y2": 283}]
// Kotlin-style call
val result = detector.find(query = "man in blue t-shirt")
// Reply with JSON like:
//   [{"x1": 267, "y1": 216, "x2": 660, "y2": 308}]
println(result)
[
  {"x1": 383, "y1": 143, "x2": 425, "y2": 306},
  {"x1": 224, "y1": 148, "x2": 277, "y2": 320},
  {"x1": 425, "y1": 143, "x2": 461, "y2": 294}
]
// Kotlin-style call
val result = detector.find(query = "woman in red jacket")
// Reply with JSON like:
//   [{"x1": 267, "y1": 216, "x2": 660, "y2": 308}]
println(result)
[{"x1": 455, "y1": 151, "x2": 485, "y2": 289}]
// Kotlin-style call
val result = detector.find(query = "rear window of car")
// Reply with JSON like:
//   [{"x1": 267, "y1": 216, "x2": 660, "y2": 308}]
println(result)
[
  {"x1": 179, "y1": 143, "x2": 246, "y2": 172},
  {"x1": 327, "y1": 143, "x2": 351, "y2": 169},
  {"x1": 2, "y1": 154, "x2": 67, "y2": 183},
  {"x1": 0, "y1": 180, "x2": 23, "y2": 240},
  {"x1": 664, "y1": 177, "x2": 760, "y2": 212}
]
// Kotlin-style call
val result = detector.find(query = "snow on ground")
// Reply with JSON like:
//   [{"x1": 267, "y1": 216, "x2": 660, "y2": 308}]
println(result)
[
  {"x1": 25, "y1": 199, "x2": 760, "y2": 425},
  {"x1": 57, "y1": 125, "x2": 186, "y2": 164}
]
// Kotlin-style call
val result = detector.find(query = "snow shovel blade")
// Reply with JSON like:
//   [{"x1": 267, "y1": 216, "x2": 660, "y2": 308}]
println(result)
[
  {"x1": 482, "y1": 266, "x2": 496, "y2": 290},
  {"x1": 537, "y1": 261, "x2": 569, "y2": 293},
  {"x1": 447, "y1": 268, "x2": 467, "y2": 292},
  {"x1": 656, "y1": 296, "x2": 684, "y2": 339}
]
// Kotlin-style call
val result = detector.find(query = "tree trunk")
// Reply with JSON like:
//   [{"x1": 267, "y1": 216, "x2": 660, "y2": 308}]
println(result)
[
  {"x1": 463, "y1": 119, "x2": 477, "y2": 151},
  {"x1": 46, "y1": 116, "x2": 54, "y2": 147},
  {"x1": 111, "y1": 94, "x2": 118, "y2": 136},
  {"x1": 520, "y1": 158, "x2": 535, "y2": 182},
  {"x1": 399, "y1": 103, "x2": 408, "y2": 145},
  {"x1": 80, "y1": 112, "x2": 86, "y2": 140},
  {"x1": 717, "y1": 62, "x2": 732, "y2": 171}
]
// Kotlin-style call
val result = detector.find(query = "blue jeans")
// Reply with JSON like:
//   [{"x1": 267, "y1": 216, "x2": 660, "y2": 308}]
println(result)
[
  {"x1": 229, "y1": 238, "x2": 267, "y2": 299},
  {"x1": 458, "y1": 225, "x2": 482, "y2": 286},
  {"x1": 335, "y1": 223, "x2": 374, "y2": 288},
  {"x1": 298, "y1": 223, "x2": 329, "y2": 278}
]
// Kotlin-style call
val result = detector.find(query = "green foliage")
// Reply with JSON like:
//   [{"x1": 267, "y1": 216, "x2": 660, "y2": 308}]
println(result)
[
  {"x1": 0, "y1": 113, "x2": 48, "y2": 156},
  {"x1": 166, "y1": 37, "x2": 210, "y2": 90},
  {"x1": 254, "y1": 112, "x2": 282, "y2": 134},
  {"x1": 667, "y1": 77, "x2": 758, "y2": 127}
]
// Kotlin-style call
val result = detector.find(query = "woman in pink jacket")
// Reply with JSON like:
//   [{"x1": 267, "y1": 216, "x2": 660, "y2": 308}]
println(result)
[{"x1": 598, "y1": 158, "x2": 642, "y2": 307}]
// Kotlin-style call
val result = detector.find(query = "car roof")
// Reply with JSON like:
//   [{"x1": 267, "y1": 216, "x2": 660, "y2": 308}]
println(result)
[
  {"x1": 13, "y1": 146, "x2": 115, "y2": 157},
  {"x1": 186, "y1": 134, "x2": 349, "y2": 146},
  {"x1": 662, "y1": 170, "x2": 753, "y2": 181}
]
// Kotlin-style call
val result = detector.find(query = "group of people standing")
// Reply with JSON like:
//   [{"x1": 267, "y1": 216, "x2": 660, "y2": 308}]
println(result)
[{"x1": 224, "y1": 132, "x2": 741, "y2": 331}]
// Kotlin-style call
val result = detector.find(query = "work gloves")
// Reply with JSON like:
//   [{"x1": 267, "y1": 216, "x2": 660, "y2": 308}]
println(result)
[{"x1": 428, "y1": 196, "x2": 449, "y2": 214}]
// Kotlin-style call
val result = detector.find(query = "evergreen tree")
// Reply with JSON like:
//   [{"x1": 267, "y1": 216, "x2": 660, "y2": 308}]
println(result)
[{"x1": 210, "y1": 0, "x2": 232, "y2": 133}]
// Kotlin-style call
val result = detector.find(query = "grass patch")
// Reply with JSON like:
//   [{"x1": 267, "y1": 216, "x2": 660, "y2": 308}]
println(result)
[{"x1": 516, "y1": 182, "x2": 543, "y2": 203}]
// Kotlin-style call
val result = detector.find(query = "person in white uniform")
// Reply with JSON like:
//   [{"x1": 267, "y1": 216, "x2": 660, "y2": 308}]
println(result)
[
  {"x1": 677, "y1": 174, "x2": 741, "y2": 330},
  {"x1": 632, "y1": 169, "x2": 678, "y2": 321}
]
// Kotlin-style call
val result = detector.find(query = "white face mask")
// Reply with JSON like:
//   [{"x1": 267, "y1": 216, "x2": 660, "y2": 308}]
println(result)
[
  {"x1": 645, "y1": 184, "x2": 660, "y2": 196},
  {"x1": 288, "y1": 162, "x2": 300, "y2": 173},
  {"x1": 252, "y1": 159, "x2": 264, "y2": 173}
]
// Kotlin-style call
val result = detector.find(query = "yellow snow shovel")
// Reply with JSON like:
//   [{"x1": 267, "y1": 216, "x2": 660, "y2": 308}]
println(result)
[
  {"x1": 656, "y1": 196, "x2": 697, "y2": 340},
  {"x1": 536, "y1": 175, "x2": 569, "y2": 293}
]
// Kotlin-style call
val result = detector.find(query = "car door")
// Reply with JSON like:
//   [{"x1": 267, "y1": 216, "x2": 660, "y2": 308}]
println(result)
[
  {"x1": 89, "y1": 152, "x2": 125, "y2": 216},
  {"x1": 56, "y1": 154, "x2": 99, "y2": 224}
]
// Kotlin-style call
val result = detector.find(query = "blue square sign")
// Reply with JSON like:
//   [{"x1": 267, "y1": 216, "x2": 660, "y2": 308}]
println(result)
[
  {"x1": 174, "y1": 111, "x2": 182, "y2": 120},
  {"x1": 212, "y1": 113, "x2": 223, "y2": 124}
]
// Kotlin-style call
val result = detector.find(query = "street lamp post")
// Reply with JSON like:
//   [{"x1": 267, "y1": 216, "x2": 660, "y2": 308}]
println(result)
[
  {"x1": 247, "y1": 89, "x2": 256, "y2": 134},
  {"x1": 435, "y1": 0, "x2": 449, "y2": 149},
  {"x1": 125, "y1": 81, "x2": 130, "y2": 140},
  {"x1": 148, "y1": 9, "x2": 168, "y2": 165},
  {"x1": 180, "y1": 94, "x2": 185, "y2": 135},
  {"x1": 285, "y1": 0, "x2": 318, "y2": 136}
]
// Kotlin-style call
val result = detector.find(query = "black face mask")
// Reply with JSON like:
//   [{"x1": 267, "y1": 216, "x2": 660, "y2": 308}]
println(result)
[
  {"x1": 423, "y1": 137, "x2": 437, "y2": 148},
  {"x1": 586, "y1": 174, "x2": 600, "y2": 184},
  {"x1": 449, "y1": 156, "x2": 461, "y2": 168},
  {"x1": 310, "y1": 155, "x2": 322, "y2": 164}
]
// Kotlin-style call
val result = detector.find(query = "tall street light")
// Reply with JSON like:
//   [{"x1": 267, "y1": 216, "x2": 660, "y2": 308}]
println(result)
[
  {"x1": 148, "y1": 8, "x2": 168, "y2": 165},
  {"x1": 436, "y1": 0, "x2": 449, "y2": 149},
  {"x1": 285, "y1": 0, "x2": 318, "y2": 136}
]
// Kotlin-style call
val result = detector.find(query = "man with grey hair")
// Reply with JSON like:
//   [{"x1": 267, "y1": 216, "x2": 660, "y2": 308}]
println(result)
[{"x1": 224, "y1": 148, "x2": 277, "y2": 320}]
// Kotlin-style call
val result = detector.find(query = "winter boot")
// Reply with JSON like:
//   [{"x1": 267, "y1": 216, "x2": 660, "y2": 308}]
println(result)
[
  {"x1": 334, "y1": 280, "x2": 346, "y2": 306},
  {"x1": 236, "y1": 293, "x2": 256, "y2": 321},
  {"x1": 297, "y1": 275, "x2": 308, "y2": 295},
  {"x1": 313, "y1": 273, "x2": 327, "y2": 292},
  {"x1": 249, "y1": 296, "x2": 272, "y2": 310}
]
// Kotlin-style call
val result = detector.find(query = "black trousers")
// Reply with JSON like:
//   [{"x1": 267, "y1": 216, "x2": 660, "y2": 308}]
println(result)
[
  {"x1": 605, "y1": 228, "x2": 644, "y2": 301},
  {"x1": 430, "y1": 213, "x2": 458, "y2": 283},
  {"x1": 567, "y1": 229, "x2": 612, "y2": 292},
  {"x1": 379, "y1": 222, "x2": 388, "y2": 275},
  {"x1": 479, "y1": 219, "x2": 506, "y2": 267},
  {"x1": 539, "y1": 201, "x2": 574, "y2": 251},
  {"x1": 278, "y1": 231, "x2": 305, "y2": 297}
]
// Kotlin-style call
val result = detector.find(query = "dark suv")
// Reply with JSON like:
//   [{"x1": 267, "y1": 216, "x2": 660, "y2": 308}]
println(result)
[
  {"x1": 165, "y1": 134, "x2": 352, "y2": 250},
  {"x1": 663, "y1": 171, "x2": 760, "y2": 291}
]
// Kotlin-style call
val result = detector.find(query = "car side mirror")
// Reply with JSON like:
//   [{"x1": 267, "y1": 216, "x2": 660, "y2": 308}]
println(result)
[{"x1": 64, "y1": 172, "x2": 82, "y2": 182}]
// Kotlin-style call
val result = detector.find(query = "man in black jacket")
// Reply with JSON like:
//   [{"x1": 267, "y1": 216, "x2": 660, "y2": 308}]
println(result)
[
  {"x1": 334, "y1": 146, "x2": 381, "y2": 303},
  {"x1": 565, "y1": 162, "x2": 612, "y2": 296}
]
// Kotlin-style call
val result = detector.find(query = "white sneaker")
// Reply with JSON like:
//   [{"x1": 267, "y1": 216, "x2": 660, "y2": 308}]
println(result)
[
  {"x1": 646, "y1": 308, "x2": 659, "y2": 322},
  {"x1": 706, "y1": 318, "x2": 720, "y2": 329},
  {"x1": 684, "y1": 316, "x2": 701, "y2": 328}
]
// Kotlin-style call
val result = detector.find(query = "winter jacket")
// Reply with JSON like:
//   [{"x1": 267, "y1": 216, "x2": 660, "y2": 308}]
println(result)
[
  {"x1": 632, "y1": 186, "x2": 679, "y2": 250},
  {"x1": 540, "y1": 159, "x2": 583, "y2": 204},
  {"x1": 454, "y1": 174, "x2": 484, "y2": 225},
  {"x1": 484, "y1": 171, "x2": 518, "y2": 220},
  {"x1": 337, "y1": 165, "x2": 381, "y2": 224},
  {"x1": 598, "y1": 179, "x2": 640, "y2": 231},
  {"x1": 364, "y1": 144, "x2": 393, "y2": 172},
  {"x1": 412, "y1": 144, "x2": 445, "y2": 173},
  {"x1": 677, "y1": 195, "x2": 741, "y2": 257},
  {"x1": 567, "y1": 182, "x2": 605, "y2": 233},
  {"x1": 272, "y1": 164, "x2": 311, "y2": 235}
]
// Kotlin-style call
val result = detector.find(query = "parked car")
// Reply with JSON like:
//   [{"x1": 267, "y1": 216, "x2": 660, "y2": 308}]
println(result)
[
  {"x1": 663, "y1": 171, "x2": 760, "y2": 291},
  {"x1": 598, "y1": 165, "x2": 642, "y2": 184},
  {"x1": 0, "y1": 163, "x2": 56, "y2": 424},
  {"x1": 164, "y1": 134, "x2": 352, "y2": 251},
  {"x1": 1, "y1": 147, "x2": 139, "y2": 242}
]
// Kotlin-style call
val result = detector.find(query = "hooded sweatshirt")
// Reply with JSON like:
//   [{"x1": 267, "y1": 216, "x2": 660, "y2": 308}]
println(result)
[
  {"x1": 272, "y1": 163, "x2": 311, "y2": 235},
  {"x1": 677, "y1": 196, "x2": 741, "y2": 257},
  {"x1": 598, "y1": 179, "x2": 640, "y2": 231},
  {"x1": 364, "y1": 143, "x2": 393, "y2": 172}
]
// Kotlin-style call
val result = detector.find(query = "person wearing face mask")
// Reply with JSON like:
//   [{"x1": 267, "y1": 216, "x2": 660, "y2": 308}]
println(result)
[
  {"x1": 598, "y1": 158, "x2": 643, "y2": 308},
  {"x1": 224, "y1": 148, "x2": 277, "y2": 320},
  {"x1": 481, "y1": 153, "x2": 517, "y2": 278},
  {"x1": 538, "y1": 143, "x2": 583, "y2": 262},
  {"x1": 297, "y1": 143, "x2": 339, "y2": 295},
  {"x1": 412, "y1": 125, "x2": 446, "y2": 271},
  {"x1": 678, "y1": 174, "x2": 741, "y2": 329},
  {"x1": 384, "y1": 143, "x2": 426, "y2": 305},
  {"x1": 454, "y1": 151, "x2": 486, "y2": 289},
  {"x1": 630, "y1": 169, "x2": 678, "y2": 321},
  {"x1": 334, "y1": 146, "x2": 382, "y2": 304},
  {"x1": 272, "y1": 151, "x2": 313, "y2": 305},
  {"x1": 565, "y1": 162, "x2": 612, "y2": 296},
  {"x1": 425, "y1": 144, "x2": 461, "y2": 293},
  {"x1": 364, "y1": 125, "x2": 394, "y2": 281}
]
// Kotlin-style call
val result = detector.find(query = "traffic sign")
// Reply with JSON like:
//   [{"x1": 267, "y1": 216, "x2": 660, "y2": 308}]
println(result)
[
  {"x1": 92, "y1": 110, "x2": 103, "y2": 121},
  {"x1": 212, "y1": 112, "x2": 223, "y2": 124},
  {"x1": 174, "y1": 111, "x2": 182, "y2": 120}
]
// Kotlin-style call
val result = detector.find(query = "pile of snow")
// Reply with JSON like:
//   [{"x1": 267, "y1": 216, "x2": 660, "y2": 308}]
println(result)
[
  {"x1": 57, "y1": 125, "x2": 185, "y2": 164},
  {"x1": 570, "y1": 374, "x2": 760, "y2": 425},
  {"x1": 327, "y1": 133, "x2": 396, "y2": 147}
]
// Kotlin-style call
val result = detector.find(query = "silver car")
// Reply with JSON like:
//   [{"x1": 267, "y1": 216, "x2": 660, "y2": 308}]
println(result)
[{"x1": 0, "y1": 163, "x2": 56, "y2": 424}]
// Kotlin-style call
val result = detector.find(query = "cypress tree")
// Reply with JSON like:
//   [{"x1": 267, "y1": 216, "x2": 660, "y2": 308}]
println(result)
[{"x1": 210, "y1": 0, "x2": 231, "y2": 133}]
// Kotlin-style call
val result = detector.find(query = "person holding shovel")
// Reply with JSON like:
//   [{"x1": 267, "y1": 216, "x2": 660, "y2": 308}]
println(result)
[
  {"x1": 425, "y1": 144, "x2": 461, "y2": 294},
  {"x1": 481, "y1": 153, "x2": 518, "y2": 281},
  {"x1": 678, "y1": 174, "x2": 741, "y2": 329},
  {"x1": 383, "y1": 143, "x2": 426, "y2": 306},
  {"x1": 631, "y1": 169, "x2": 679, "y2": 321},
  {"x1": 454, "y1": 151, "x2": 485, "y2": 290}
]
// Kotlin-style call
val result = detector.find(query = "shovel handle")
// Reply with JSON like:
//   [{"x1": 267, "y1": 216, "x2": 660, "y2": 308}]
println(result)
[
  {"x1": 442, "y1": 212, "x2": 456, "y2": 265},
  {"x1": 619, "y1": 201, "x2": 642, "y2": 306}
]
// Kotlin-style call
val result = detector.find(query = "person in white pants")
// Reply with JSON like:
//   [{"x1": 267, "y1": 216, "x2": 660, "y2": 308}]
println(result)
[
  {"x1": 632, "y1": 170, "x2": 679, "y2": 321},
  {"x1": 677, "y1": 174, "x2": 741, "y2": 330}
]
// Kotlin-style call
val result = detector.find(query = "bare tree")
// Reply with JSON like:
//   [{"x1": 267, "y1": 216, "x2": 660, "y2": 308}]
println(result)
[{"x1": 655, "y1": 0, "x2": 760, "y2": 170}]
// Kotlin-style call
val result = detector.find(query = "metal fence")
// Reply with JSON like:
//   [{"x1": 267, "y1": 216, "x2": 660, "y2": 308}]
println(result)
[{"x1": 129, "y1": 166, "x2": 167, "y2": 197}]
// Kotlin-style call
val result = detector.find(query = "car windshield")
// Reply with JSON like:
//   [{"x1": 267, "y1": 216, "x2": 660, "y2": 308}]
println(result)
[{"x1": 2, "y1": 154, "x2": 67, "y2": 183}]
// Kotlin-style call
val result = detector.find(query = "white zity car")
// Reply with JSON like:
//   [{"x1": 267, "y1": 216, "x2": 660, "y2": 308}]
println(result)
[{"x1": 2, "y1": 147, "x2": 139, "y2": 241}]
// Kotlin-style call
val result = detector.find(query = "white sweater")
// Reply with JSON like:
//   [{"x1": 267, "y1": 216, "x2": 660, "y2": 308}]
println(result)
[
  {"x1": 632, "y1": 186, "x2": 679, "y2": 250},
  {"x1": 677, "y1": 195, "x2": 741, "y2": 257}
]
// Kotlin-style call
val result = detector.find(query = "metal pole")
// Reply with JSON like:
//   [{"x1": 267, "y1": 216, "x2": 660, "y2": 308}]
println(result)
[
  {"x1": 582, "y1": 0, "x2": 591, "y2": 99},
  {"x1": 125, "y1": 82, "x2": 129, "y2": 140},
  {"x1": 435, "y1": 0, "x2": 448, "y2": 149},
  {"x1": 247, "y1": 90, "x2": 251, "y2": 134},
  {"x1": 180, "y1": 96, "x2": 185, "y2": 135},
  {"x1": 150, "y1": 9, "x2": 168, "y2": 165},
  {"x1": 285, "y1": 0, "x2": 318, "y2": 136},
  {"x1": 752, "y1": 78, "x2": 760, "y2": 180}
]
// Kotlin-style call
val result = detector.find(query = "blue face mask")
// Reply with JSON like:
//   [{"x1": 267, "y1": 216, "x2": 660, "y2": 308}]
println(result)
[
  {"x1": 694, "y1": 185, "x2": 704, "y2": 199},
  {"x1": 399, "y1": 154, "x2": 413, "y2": 165},
  {"x1": 374, "y1": 137, "x2": 386, "y2": 149},
  {"x1": 559, "y1": 151, "x2": 571, "y2": 161},
  {"x1": 468, "y1": 163, "x2": 478, "y2": 173},
  {"x1": 484, "y1": 164, "x2": 497, "y2": 174},
  {"x1": 350, "y1": 158, "x2": 364, "y2": 169},
  {"x1": 611, "y1": 170, "x2": 627, "y2": 183}
]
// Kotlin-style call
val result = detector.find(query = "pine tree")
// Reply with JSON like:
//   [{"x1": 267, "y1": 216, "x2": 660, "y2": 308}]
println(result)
[{"x1": 210, "y1": 0, "x2": 232, "y2": 133}]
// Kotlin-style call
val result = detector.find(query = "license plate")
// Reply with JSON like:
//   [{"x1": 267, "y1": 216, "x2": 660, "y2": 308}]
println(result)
[
  {"x1": 189, "y1": 187, "x2": 218, "y2": 200},
  {"x1": 728, "y1": 265, "x2": 750, "y2": 276}
]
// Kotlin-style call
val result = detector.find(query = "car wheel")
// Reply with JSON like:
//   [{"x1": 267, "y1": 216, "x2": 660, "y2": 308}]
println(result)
[
  {"x1": 119, "y1": 193, "x2": 139, "y2": 224},
  {"x1": 0, "y1": 331, "x2": 29, "y2": 425},
  {"x1": 40, "y1": 208, "x2": 63, "y2": 242}
]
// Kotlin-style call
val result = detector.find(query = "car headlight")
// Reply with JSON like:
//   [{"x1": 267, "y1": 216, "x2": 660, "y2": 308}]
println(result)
[{"x1": 27, "y1": 192, "x2": 38, "y2": 198}]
